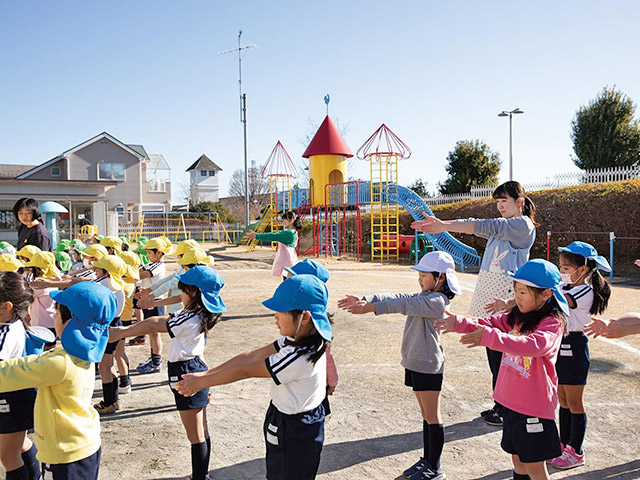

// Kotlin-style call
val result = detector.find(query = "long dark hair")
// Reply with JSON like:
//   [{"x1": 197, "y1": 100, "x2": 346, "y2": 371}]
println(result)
[
  {"x1": 289, "y1": 309, "x2": 328, "y2": 364},
  {"x1": 177, "y1": 281, "x2": 221, "y2": 333},
  {"x1": 0, "y1": 271, "x2": 33, "y2": 327},
  {"x1": 559, "y1": 252, "x2": 611, "y2": 314},
  {"x1": 282, "y1": 211, "x2": 302, "y2": 231},
  {"x1": 13, "y1": 197, "x2": 41, "y2": 222},
  {"x1": 507, "y1": 285, "x2": 566, "y2": 335},
  {"x1": 493, "y1": 181, "x2": 538, "y2": 226}
]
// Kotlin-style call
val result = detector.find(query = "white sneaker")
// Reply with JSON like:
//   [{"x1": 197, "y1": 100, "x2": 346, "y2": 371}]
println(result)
[{"x1": 119, "y1": 384, "x2": 132, "y2": 394}]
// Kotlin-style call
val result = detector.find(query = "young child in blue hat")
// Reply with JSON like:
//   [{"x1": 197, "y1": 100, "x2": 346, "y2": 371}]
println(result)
[
  {"x1": 338, "y1": 251, "x2": 461, "y2": 480},
  {"x1": 175, "y1": 274, "x2": 332, "y2": 480},
  {"x1": 437, "y1": 259, "x2": 569, "y2": 480},
  {"x1": 0, "y1": 272, "x2": 39, "y2": 480},
  {"x1": 109, "y1": 265, "x2": 226, "y2": 480},
  {"x1": 0, "y1": 281, "x2": 118, "y2": 480}
]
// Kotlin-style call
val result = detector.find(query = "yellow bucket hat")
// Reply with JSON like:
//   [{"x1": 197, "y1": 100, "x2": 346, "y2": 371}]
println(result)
[
  {"x1": 16, "y1": 245, "x2": 42, "y2": 263},
  {"x1": 143, "y1": 236, "x2": 173, "y2": 255},
  {"x1": 24, "y1": 251, "x2": 60, "y2": 279},
  {"x1": 79, "y1": 244, "x2": 108, "y2": 259},
  {"x1": 119, "y1": 251, "x2": 141, "y2": 281},
  {"x1": 177, "y1": 247, "x2": 214, "y2": 266},
  {"x1": 92, "y1": 254, "x2": 126, "y2": 291},
  {"x1": 0, "y1": 254, "x2": 24, "y2": 272},
  {"x1": 174, "y1": 239, "x2": 200, "y2": 257},
  {"x1": 100, "y1": 236, "x2": 123, "y2": 254}
]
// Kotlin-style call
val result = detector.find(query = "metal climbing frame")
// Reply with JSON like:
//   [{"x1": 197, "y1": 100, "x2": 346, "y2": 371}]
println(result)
[
  {"x1": 322, "y1": 181, "x2": 363, "y2": 261},
  {"x1": 369, "y1": 153, "x2": 400, "y2": 261}
]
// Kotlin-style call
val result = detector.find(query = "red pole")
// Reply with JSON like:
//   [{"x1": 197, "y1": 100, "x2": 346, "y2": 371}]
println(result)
[{"x1": 546, "y1": 231, "x2": 551, "y2": 261}]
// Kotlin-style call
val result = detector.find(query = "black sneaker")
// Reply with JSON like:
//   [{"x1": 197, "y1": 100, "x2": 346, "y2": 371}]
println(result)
[
  {"x1": 403, "y1": 457, "x2": 426, "y2": 478},
  {"x1": 482, "y1": 410, "x2": 503, "y2": 426},
  {"x1": 480, "y1": 408, "x2": 494, "y2": 417},
  {"x1": 409, "y1": 464, "x2": 446, "y2": 480}
]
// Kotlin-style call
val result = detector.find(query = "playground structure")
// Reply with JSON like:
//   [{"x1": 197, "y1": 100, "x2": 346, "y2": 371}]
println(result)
[{"x1": 128, "y1": 211, "x2": 232, "y2": 244}]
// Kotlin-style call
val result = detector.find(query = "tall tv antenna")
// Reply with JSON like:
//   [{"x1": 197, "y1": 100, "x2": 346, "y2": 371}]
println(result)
[{"x1": 220, "y1": 31, "x2": 259, "y2": 227}]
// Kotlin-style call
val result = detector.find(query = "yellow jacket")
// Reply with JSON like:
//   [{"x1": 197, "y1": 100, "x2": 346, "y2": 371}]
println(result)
[{"x1": 0, "y1": 346, "x2": 100, "y2": 464}]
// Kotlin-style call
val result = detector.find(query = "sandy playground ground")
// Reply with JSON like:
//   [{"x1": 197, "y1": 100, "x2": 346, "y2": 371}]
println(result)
[{"x1": 3, "y1": 243, "x2": 640, "y2": 479}]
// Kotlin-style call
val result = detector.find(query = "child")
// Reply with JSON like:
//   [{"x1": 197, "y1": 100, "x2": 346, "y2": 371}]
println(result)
[
  {"x1": 175, "y1": 274, "x2": 331, "y2": 480},
  {"x1": 55, "y1": 251, "x2": 73, "y2": 275},
  {"x1": 412, "y1": 181, "x2": 537, "y2": 426},
  {"x1": 338, "y1": 251, "x2": 460, "y2": 480},
  {"x1": 134, "y1": 237, "x2": 171, "y2": 372},
  {"x1": 549, "y1": 241, "x2": 611, "y2": 469},
  {"x1": 436, "y1": 259, "x2": 569, "y2": 480},
  {"x1": 100, "y1": 236, "x2": 123, "y2": 255},
  {"x1": 109, "y1": 266, "x2": 226, "y2": 480},
  {"x1": 0, "y1": 281, "x2": 118, "y2": 480},
  {"x1": 0, "y1": 272, "x2": 40, "y2": 480},
  {"x1": 70, "y1": 244, "x2": 85, "y2": 273},
  {"x1": 15, "y1": 246, "x2": 41, "y2": 270},
  {"x1": 0, "y1": 254, "x2": 23, "y2": 273},
  {"x1": 75, "y1": 244, "x2": 109, "y2": 281},
  {"x1": 119, "y1": 236, "x2": 130, "y2": 252},
  {"x1": 246, "y1": 210, "x2": 301, "y2": 280},
  {"x1": 90, "y1": 255, "x2": 127, "y2": 415},
  {"x1": 283, "y1": 260, "x2": 337, "y2": 416},
  {"x1": 117, "y1": 252, "x2": 141, "y2": 394},
  {"x1": 23, "y1": 251, "x2": 60, "y2": 349}
]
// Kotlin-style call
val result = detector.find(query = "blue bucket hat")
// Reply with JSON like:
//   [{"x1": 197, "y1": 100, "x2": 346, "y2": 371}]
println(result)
[
  {"x1": 49, "y1": 282, "x2": 118, "y2": 363},
  {"x1": 262, "y1": 274, "x2": 332, "y2": 341},
  {"x1": 24, "y1": 326, "x2": 57, "y2": 356},
  {"x1": 507, "y1": 259, "x2": 569, "y2": 316},
  {"x1": 283, "y1": 259, "x2": 330, "y2": 283},
  {"x1": 175, "y1": 265, "x2": 226, "y2": 313},
  {"x1": 558, "y1": 241, "x2": 611, "y2": 273}
]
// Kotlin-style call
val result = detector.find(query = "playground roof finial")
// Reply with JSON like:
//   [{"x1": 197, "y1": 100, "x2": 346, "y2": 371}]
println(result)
[
  {"x1": 261, "y1": 141, "x2": 299, "y2": 178},
  {"x1": 302, "y1": 115, "x2": 353, "y2": 159},
  {"x1": 356, "y1": 124, "x2": 412, "y2": 160}
]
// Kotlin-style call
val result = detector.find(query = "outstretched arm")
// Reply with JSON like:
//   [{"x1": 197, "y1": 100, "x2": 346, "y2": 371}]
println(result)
[
  {"x1": 175, "y1": 343, "x2": 276, "y2": 396},
  {"x1": 109, "y1": 315, "x2": 169, "y2": 342},
  {"x1": 585, "y1": 313, "x2": 640, "y2": 339},
  {"x1": 411, "y1": 215, "x2": 475, "y2": 235}
]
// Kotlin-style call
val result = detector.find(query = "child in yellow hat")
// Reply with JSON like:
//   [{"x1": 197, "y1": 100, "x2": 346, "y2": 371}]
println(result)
[
  {"x1": 23, "y1": 251, "x2": 60, "y2": 349},
  {"x1": 0, "y1": 254, "x2": 23, "y2": 272}
]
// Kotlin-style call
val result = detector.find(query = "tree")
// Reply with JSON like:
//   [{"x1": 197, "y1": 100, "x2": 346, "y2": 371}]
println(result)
[
  {"x1": 227, "y1": 164, "x2": 270, "y2": 221},
  {"x1": 408, "y1": 178, "x2": 429, "y2": 197},
  {"x1": 192, "y1": 201, "x2": 236, "y2": 223},
  {"x1": 571, "y1": 86, "x2": 640, "y2": 169},
  {"x1": 438, "y1": 140, "x2": 501, "y2": 194}
]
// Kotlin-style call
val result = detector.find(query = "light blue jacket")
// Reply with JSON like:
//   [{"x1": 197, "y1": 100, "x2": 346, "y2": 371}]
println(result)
[{"x1": 473, "y1": 216, "x2": 536, "y2": 274}]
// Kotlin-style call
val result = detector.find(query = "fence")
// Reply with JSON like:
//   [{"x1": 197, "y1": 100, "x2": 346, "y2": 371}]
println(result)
[{"x1": 425, "y1": 165, "x2": 640, "y2": 206}]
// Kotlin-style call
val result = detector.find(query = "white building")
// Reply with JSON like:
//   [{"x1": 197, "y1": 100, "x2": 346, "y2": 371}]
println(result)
[{"x1": 187, "y1": 154, "x2": 223, "y2": 204}]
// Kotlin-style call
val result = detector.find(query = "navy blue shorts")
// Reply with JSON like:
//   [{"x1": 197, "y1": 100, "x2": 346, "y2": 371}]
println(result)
[
  {"x1": 501, "y1": 407, "x2": 562, "y2": 463},
  {"x1": 104, "y1": 317, "x2": 122, "y2": 355},
  {"x1": 556, "y1": 332, "x2": 590, "y2": 385},
  {"x1": 0, "y1": 388, "x2": 36, "y2": 433},
  {"x1": 44, "y1": 447, "x2": 101, "y2": 480},
  {"x1": 168, "y1": 358, "x2": 209, "y2": 410},
  {"x1": 143, "y1": 305, "x2": 164, "y2": 318},
  {"x1": 264, "y1": 402, "x2": 325, "y2": 480},
  {"x1": 404, "y1": 369, "x2": 443, "y2": 392}
]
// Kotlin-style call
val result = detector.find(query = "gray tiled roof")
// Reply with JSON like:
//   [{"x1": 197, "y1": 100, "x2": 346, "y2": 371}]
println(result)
[
  {"x1": 0, "y1": 164, "x2": 36, "y2": 179},
  {"x1": 186, "y1": 154, "x2": 223, "y2": 172}
]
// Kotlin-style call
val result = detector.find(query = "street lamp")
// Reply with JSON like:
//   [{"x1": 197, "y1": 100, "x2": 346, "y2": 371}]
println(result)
[{"x1": 498, "y1": 108, "x2": 524, "y2": 181}]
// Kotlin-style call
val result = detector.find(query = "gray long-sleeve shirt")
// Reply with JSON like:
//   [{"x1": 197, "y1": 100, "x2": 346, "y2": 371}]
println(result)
[{"x1": 364, "y1": 291, "x2": 449, "y2": 374}]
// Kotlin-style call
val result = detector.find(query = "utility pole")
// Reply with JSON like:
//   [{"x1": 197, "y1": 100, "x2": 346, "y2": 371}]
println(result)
[{"x1": 220, "y1": 31, "x2": 258, "y2": 227}]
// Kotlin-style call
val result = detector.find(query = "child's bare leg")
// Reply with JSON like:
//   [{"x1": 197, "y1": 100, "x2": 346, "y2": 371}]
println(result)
[
  {"x1": 513, "y1": 455, "x2": 550, "y2": 480},
  {"x1": 0, "y1": 431, "x2": 26, "y2": 471},
  {"x1": 180, "y1": 408, "x2": 209, "y2": 480}
]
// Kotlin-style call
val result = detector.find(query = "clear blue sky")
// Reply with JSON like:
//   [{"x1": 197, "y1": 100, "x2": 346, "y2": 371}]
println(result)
[{"x1": 2, "y1": 1, "x2": 640, "y2": 202}]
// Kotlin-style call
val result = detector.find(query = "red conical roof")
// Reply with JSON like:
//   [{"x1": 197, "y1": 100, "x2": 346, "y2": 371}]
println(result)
[{"x1": 302, "y1": 116, "x2": 353, "y2": 158}]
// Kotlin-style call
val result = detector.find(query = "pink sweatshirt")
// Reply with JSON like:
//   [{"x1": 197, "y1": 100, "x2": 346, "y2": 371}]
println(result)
[
  {"x1": 455, "y1": 313, "x2": 563, "y2": 420},
  {"x1": 326, "y1": 345, "x2": 338, "y2": 387}
]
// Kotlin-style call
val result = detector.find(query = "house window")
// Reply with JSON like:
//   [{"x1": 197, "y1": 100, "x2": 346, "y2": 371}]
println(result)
[
  {"x1": 51, "y1": 166, "x2": 61, "y2": 177},
  {"x1": 200, "y1": 170, "x2": 207, "y2": 177},
  {"x1": 98, "y1": 163, "x2": 125, "y2": 181},
  {"x1": 208, "y1": 170, "x2": 216, "y2": 176}
]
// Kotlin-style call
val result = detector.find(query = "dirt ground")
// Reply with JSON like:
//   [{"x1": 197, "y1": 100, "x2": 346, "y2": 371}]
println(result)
[{"x1": 5, "y1": 244, "x2": 640, "y2": 479}]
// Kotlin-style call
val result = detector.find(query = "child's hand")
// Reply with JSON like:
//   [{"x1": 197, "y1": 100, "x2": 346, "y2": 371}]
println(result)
[
  {"x1": 346, "y1": 301, "x2": 376, "y2": 315},
  {"x1": 585, "y1": 317, "x2": 627, "y2": 339},
  {"x1": 635, "y1": 259, "x2": 640, "y2": 268},
  {"x1": 137, "y1": 298, "x2": 156, "y2": 310},
  {"x1": 485, "y1": 297, "x2": 510, "y2": 315},
  {"x1": 460, "y1": 326, "x2": 485, "y2": 348},
  {"x1": 133, "y1": 288, "x2": 151, "y2": 299},
  {"x1": 410, "y1": 214, "x2": 445, "y2": 234},
  {"x1": 108, "y1": 327, "x2": 126, "y2": 343},
  {"x1": 175, "y1": 373, "x2": 205, "y2": 397},
  {"x1": 327, "y1": 386, "x2": 336, "y2": 395},
  {"x1": 337, "y1": 295, "x2": 360, "y2": 310},
  {"x1": 29, "y1": 279, "x2": 49, "y2": 289},
  {"x1": 434, "y1": 311, "x2": 457, "y2": 334}
]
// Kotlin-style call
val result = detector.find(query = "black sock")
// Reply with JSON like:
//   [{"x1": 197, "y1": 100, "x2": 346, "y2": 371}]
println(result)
[
  {"x1": 422, "y1": 420, "x2": 430, "y2": 460},
  {"x1": 120, "y1": 374, "x2": 131, "y2": 387},
  {"x1": 205, "y1": 437, "x2": 211, "y2": 472},
  {"x1": 112, "y1": 377, "x2": 119, "y2": 404},
  {"x1": 21, "y1": 443, "x2": 40, "y2": 480},
  {"x1": 559, "y1": 406, "x2": 571, "y2": 446},
  {"x1": 102, "y1": 382, "x2": 114, "y2": 406},
  {"x1": 513, "y1": 473, "x2": 530, "y2": 480},
  {"x1": 569, "y1": 412, "x2": 587, "y2": 455},
  {"x1": 191, "y1": 441, "x2": 208, "y2": 480},
  {"x1": 151, "y1": 353, "x2": 162, "y2": 366},
  {"x1": 427, "y1": 423, "x2": 444, "y2": 471},
  {"x1": 6, "y1": 464, "x2": 28, "y2": 480}
]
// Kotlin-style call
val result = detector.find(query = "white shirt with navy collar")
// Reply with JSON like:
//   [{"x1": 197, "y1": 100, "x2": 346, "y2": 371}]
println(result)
[
  {"x1": 138, "y1": 261, "x2": 166, "y2": 289},
  {"x1": 0, "y1": 320, "x2": 25, "y2": 361},
  {"x1": 265, "y1": 336, "x2": 326, "y2": 415},
  {"x1": 166, "y1": 308, "x2": 206, "y2": 363},
  {"x1": 562, "y1": 284, "x2": 594, "y2": 331}
]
